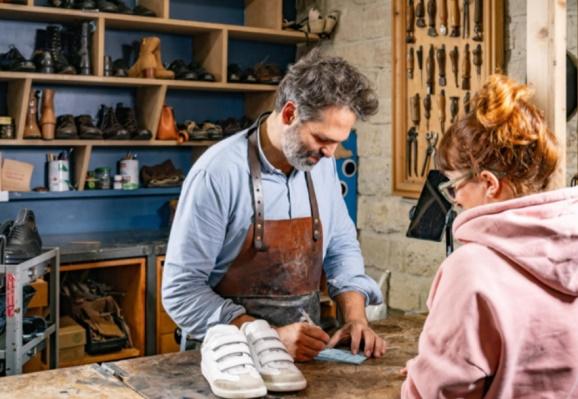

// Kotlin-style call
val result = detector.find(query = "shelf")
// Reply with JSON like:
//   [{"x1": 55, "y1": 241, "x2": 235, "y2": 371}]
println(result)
[
  {"x1": 0, "y1": 72, "x2": 279, "y2": 92},
  {"x1": 0, "y1": 3, "x2": 316, "y2": 44},
  {"x1": 8, "y1": 187, "x2": 181, "y2": 201},
  {"x1": 58, "y1": 347, "x2": 140, "y2": 368},
  {"x1": 0, "y1": 138, "x2": 217, "y2": 146}
]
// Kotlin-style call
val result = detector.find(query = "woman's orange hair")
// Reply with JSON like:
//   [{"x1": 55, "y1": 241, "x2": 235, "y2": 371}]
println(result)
[{"x1": 435, "y1": 74, "x2": 559, "y2": 195}]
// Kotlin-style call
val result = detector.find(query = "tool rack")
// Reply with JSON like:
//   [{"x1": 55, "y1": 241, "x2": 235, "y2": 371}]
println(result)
[
  {"x1": 392, "y1": 0, "x2": 504, "y2": 198},
  {"x1": 1, "y1": 249, "x2": 59, "y2": 375}
]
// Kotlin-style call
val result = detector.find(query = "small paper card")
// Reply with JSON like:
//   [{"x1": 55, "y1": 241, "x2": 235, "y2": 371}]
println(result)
[
  {"x1": 314, "y1": 348, "x2": 368, "y2": 365},
  {"x1": 1, "y1": 158, "x2": 34, "y2": 192}
]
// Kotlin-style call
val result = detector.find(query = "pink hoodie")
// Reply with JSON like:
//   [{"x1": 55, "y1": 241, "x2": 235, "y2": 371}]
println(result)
[{"x1": 402, "y1": 187, "x2": 578, "y2": 398}]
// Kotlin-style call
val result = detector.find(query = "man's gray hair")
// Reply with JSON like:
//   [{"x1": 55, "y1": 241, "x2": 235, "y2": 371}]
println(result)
[{"x1": 275, "y1": 49, "x2": 379, "y2": 122}]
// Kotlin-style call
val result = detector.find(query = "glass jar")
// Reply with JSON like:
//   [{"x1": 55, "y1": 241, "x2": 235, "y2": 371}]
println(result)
[
  {"x1": 85, "y1": 171, "x2": 97, "y2": 190},
  {"x1": 95, "y1": 167, "x2": 111, "y2": 190},
  {"x1": 113, "y1": 174, "x2": 123, "y2": 190}
]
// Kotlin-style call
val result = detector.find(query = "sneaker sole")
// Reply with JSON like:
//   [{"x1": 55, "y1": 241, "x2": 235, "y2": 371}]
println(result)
[
  {"x1": 201, "y1": 362, "x2": 267, "y2": 399},
  {"x1": 265, "y1": 379, "x2": 307, "y2": 392}
]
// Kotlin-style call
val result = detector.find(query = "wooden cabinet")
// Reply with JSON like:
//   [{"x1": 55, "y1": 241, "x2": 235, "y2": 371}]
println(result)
[{"x1": 155, "y1": 255, "x2": 179, "y2": 354}]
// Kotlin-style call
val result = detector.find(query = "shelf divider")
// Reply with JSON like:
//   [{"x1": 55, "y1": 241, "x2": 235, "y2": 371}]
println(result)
[{"x1": 7, "y1": 78, "x2": 32, "y2": 140}]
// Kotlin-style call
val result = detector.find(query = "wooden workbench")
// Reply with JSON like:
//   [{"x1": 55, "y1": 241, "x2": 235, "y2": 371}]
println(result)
[{"x1": 0, "y1": 315, "x2": 425, "y2": 399}]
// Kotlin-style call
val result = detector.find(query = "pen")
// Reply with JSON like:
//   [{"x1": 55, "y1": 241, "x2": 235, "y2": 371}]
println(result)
[{"x1": 299, "y1": 308, "x2": 315, "y2": 325}]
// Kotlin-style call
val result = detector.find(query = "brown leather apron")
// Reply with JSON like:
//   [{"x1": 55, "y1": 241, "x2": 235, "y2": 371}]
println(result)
[{"x1": 215, "y1": 115, "x2": 324, "y2": 326}]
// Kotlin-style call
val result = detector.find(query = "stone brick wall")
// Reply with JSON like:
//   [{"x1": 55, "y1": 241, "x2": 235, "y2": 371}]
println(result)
[{"x1": 296, "y1": 0, "x2": 578, "y2": 312}]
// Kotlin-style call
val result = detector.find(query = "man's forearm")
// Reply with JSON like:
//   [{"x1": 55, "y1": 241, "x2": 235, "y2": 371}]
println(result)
[
  {"x1": 334, "y1": 291, "x2": 368, "y2": 324},
  {"x1": 230, "y1": 313, "x2": 255, "y2": 328}
]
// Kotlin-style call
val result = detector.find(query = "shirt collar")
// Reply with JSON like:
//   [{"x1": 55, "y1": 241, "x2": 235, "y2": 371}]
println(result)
[{"x1": 253, "y1": 112, "x2": 298, "y2": 177}]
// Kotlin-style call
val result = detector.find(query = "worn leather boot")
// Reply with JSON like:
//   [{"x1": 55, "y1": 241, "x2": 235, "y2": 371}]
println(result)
[
  {"x1": 23, "y1": 91, "x2": 42, "y2": 139},
  {"x1": 75, "y1": 22, "x2": 92, "y2": 75},
  {"x1": 157, "y1": 105, "x2": 179, "y2": 140},
  {"x1": 73, "y1": 0, "x2": 97, "y2": 10},
  {"x1": 75, "y1": 115, "x2": 103, "y2": 139},
  {"x1": 128, "y1": 37, "x2": 157, "y2": 79},
  {"x1": 110, "y1": 0, "x2": 132, "y2": 14},
  {"x1": 4, "y1": 209, "x2": 43, "y2": 265},
  {"x1": 56, "y1": 114, "x2": 78, "y2": 139},
  {"x1": 96, "y1": 0, "x2": 118, "y2": 12},
  {"x1": 40, "y1": 89, "x2": 56, "y2": 140},
  {"x1": 115, "y1": 103, "x2": 152, "y2": 140},
  {"x1": 46, "y1": 25, "x2": 76, "y2": 74},
  {"x1": 98, "y1": 105, "x2": 129, "y2": 140},
  {"x1": 151, "y1": 38, "x2": 175, "y2": 79}
]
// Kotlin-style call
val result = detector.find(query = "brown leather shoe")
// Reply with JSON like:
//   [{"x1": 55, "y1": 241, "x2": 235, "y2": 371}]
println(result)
[
  {"x1": 55, "y1": 114, "x2": 78, "y2": 139},
  {"x1": 40, "y1": 89, "x2": 56, "y2": 140},
  {"x1": 23, "y1": 91, "x2": 42, "y2": 139},
  {"x1": 140, "y1": 159, "x2": 184, "y2": 187},
  {"x1": 156, "y1": 105, "x2": 179, "y2": 140}
]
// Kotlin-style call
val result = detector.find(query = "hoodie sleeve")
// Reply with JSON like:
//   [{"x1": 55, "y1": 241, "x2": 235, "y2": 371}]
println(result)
[{"x1": 401, "y1": 244, "x2": 502, "y2": 398}]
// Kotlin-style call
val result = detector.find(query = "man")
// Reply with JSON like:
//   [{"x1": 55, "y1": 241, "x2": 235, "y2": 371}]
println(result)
[{"x1": 163, "y1": 50, "x2": 386, "y2": 361}]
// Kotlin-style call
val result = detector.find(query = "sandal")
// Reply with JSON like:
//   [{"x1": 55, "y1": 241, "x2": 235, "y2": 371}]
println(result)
[
  {"x1": 184, "y1": 120, "x2": 208, "y2": 140},
  {"x1": 202, "y1": 122, "x2": 223, "y2": 140}
]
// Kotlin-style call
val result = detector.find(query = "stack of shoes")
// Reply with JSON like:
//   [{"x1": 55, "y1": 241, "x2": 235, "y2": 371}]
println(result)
[
  {"x1": 201, "y1": 320, "x2": 307, "y2": 399},
  {"x1": 0, "y1": 209, "x2": 43, "y2": 265},
  {"x1": 140, "y1": 159, "x2": 184, "y2": 188},
  {"x1": 49, "y1": 0, "x2": 156, "y2": 16},
  {"x1": 228, "y1": 63, "x2": 283, "y2": 84},
  {"x1": 168, "y1": 60, "x2": 215, "y2": 82},
  {"x1": 283, "y1": 8, "x2": 340, "y2": 39}
]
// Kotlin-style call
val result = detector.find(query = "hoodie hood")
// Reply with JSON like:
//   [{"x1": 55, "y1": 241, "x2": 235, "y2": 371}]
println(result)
[{"x1": 453, "y1": 187, "x2": 578, "y2": 296}]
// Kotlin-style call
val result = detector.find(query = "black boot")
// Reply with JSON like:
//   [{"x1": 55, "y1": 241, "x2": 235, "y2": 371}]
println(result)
[
  {"x1": 72, "y1": 22, "x2": 92, "y2": 75},
  {"x1": 75, "y1": 115, "x2": 103, "y2": 139},
  {"x1": 46, "y1": 25, "x2": 76, "y2": 74},
  {"x1": 110, "y1": 0, "x2": 133, "y2": 14},
  {"x1": 4, "y1": 209, "x2": 43, "y2": 265},
  {"x1": 0, "y1": 46, "x2": 36, "y2": 72},
  {"x1": 115, "y1": 103, "x2": 152, "y2": 140},
  {"x1": 73, "y1": 0, "x2": 97, "y2": 10},
  {"x1": 98, "y1": 105, "x2": 129, "y2": 140}
]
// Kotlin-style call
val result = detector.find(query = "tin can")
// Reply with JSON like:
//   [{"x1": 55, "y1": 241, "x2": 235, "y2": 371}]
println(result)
[{"x1": 119, "y1": 159, "x2": 139, "y2": 190}]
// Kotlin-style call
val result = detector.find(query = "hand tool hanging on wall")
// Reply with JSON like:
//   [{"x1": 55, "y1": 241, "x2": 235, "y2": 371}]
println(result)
[
  {"x1": 450, "y1": 96, "x2": 459, "y2": 123},
  {"x1": 427, "y1": 0, "x2": 437, "y2": 36},
  {"x1": 438, "y1": 89, "x2": 446, "y2": 134},
  {"x1": 423, "y1": 94, "x2": 432, "y2": 130},
  {"x1": 449, "y1": 45, "x2": 459, "y2": 88},
  {"x1": 426, "y1": 44, "x2": 435, "y2": 94},
  {"x1": 463, "y1": 91, "x2": 471, "y2": 114},
  {"x1": 408, "y1": 47, "x2": 415, "y2": 79},
  {"x1": 421, "y1": 132, "x2": 439, "y2": 176},
  {"x1": 436, "y1": 44, "x2": 447, "y2": 86},
  {"x1": 472, "y1": 44, "x2": 482, "y2": 79},
  {"x1": 416, "y1": 45, "x2": 424, "y2": 83},
  {"x1": 473, "y1": 0, "x2": 483, "y2": 41},
  {"x1": 416, "y1": 0, "x2": 426, "y2": 27},
  {"x1": 439, "y1": 0, "x2": 448, "y2": 35},
  {"x1": 406, "y1": 0, "x2": 416, "y2": 43},
  {"x1": 408, "y1": 93, "x2": 421, "y2": 177},
  {"x1": 461, "y1": 0, "x2": 470, "y2": 38},
  {"x1": 461, "y1": 43, "x2": 471, "y2": 90},
  {"x1": 449, "y1": 0, "x2": 460, "y2": 37}
]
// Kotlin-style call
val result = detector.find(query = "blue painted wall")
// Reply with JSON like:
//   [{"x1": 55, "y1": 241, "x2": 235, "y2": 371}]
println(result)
[{"x1": 1, "y1": 0, "x2": 297, "y2": 235}]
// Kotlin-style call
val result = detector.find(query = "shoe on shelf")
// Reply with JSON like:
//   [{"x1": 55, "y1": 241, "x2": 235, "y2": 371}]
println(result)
[
  {"x1": 201, "y1": 122, "x2": 223, "y2": 140},
  {"x1": 55, "y1": 114, "x2": 79, "y2": 139},
  {"x1": 96, "y1": 0, "x2": 118, "y2": 13},
  {"x1": 98, "y1": 104, "x2": 130, "y2": 140},
  {"x1": 0, "y1": 45, "x2": 36, "y2": 72},
  {"x1": 168, "y1": 59, "x2": 198, "y2": 81},
  {"x1": 255, "y1": 63, "x2": 283, "y2": 85},
  {"x1": 40, "y1": 89, "x2": 56, "y2": 140},
  {"x1": 75, "y1": 115, "x2": 103, "y2": 139},
  {"x1": 184, "y1": 120, "x2": 208, "y2": 140},
  {"x1": 219, "y1": 117, "x2": 241, "y2": 137},
  {"x1": 115, "y1": 103, "x2": 152, "y2": 140},
  {"x1": 4, "y1": 209, "x2": 43, "y2": 266},
  {"x1": 112, "y1": 58, "x2": 128, "y2": 77},
  {"x1": 133, "y1": 4, "x2": 156, "y2": 17},
  {"x1": 241, "y1": 319, "x2": 307, "y2": 392},
  {"x1": 201, "y1": 324, "x2": 267, "y2": 399},
  {"x1": 23, "y1": 91, "x2": 42, "y2": 140},
  {"x1": 140, "y1": 160, "x2": 184, "y2": 187},
  {"x1": 241, "y1": 67, "x2": 257, "y2": 84},
  {"x1": 73, "y1": 0, "x2": 97, "y2": 10},
  {"x1": 32, "y1": 50, "x2": 54, "y2": 74},
  {"x1": 44, "y1": 26, "x2": 76, "y2": 74},
  {"x1": 189, "y1": 61, "x2": 215, "y2": 82},
  {"x1": 110, "y1": 0, "x2": 133, "y2": 14},
  {"x1": 227, "y1": 64, "x2": 242, "y2": 82}
]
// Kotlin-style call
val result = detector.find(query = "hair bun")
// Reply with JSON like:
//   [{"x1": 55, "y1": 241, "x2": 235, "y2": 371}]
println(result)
[{"x1": 474, "y1": 74, "x2": 533, "y2": 128}]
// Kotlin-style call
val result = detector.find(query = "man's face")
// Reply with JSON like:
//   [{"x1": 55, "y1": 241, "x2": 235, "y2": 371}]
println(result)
[{"x1": 281, "y1": 106, "x2": 356, "y2": 171}]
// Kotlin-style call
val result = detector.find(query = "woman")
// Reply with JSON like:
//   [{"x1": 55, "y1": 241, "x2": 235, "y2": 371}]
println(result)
[{"x1": 401, "y1": 74, "x2": 578, "y2": 398}]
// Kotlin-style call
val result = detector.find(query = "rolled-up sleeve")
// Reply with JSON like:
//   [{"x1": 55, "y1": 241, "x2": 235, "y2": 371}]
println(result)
[
  {"x1": 162, "y1": 169, "x2": 246, "y2": 339},
  {"x1": 322, "y1": 159, "x2": 383, "y2": 306}
]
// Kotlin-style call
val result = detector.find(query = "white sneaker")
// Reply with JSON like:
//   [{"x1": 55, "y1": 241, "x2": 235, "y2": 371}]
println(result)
[
  {"x1": 241, "y1": 319, "x2": 307, "y2": 392},
  {"x1": 201, "y1": 324, "x2": 267, "y2": 399}
]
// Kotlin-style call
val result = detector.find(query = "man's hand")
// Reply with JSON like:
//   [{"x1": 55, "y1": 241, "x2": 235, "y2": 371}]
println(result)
[
  {"x1": 275, "y1": 322, "x2": 330, "y2": 362},
  {"x1": 326, "y1": 319, "x2": 386, "y2": 357}
]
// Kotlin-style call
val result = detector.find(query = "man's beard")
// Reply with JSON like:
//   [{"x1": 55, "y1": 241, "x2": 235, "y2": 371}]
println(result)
[{"x1": 281, "y1": 124, "x2": 321, "y2": 172}]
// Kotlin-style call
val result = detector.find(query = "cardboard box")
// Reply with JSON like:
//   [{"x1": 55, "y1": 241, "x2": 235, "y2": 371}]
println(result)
[
  {"x1": 1, "y1": 158, "x2": 33, "y2": 192},
  {"x1": 59, "y1": 316, "x2": 86, "y2": 350},
  {"x1": 28, "y1": 279, "x2": 48, "y2": 309},
  {"x1": 59, "y1": 345, "x2": 86, "y2": 363}
]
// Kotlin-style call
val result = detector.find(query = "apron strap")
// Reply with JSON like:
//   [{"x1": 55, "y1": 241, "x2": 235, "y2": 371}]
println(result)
[{"x1": 247, "y1": 113, "x2": 322, "y2": 250}]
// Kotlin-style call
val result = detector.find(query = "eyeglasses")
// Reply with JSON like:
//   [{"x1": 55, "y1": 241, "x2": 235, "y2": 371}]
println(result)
[{"x1": 438, "y1": 170, "x2": 474, "y2": 203}]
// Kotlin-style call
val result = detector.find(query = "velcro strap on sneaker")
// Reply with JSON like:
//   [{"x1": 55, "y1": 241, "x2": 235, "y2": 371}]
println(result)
[
  {"x1": 209, "y1": 334, "x2": 249, "y2": 350},
  {"x1": 213, "y1": 342, "x2": 252, "y2": 361},
  {"x1": 246, "y1": 328, "x2": 280, "y2": 344},
  {"x1": 254, "y1": 338, "x2": 288, "y2": 356},
  {"x1": 218, "y1": 353, "x2": 255, "y2": 372},
  {"x1": 258, "y1": 350, "x2": 294, "y2": 365}
]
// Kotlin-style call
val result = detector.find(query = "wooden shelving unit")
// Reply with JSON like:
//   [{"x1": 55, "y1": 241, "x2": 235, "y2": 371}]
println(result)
[
  {"x1": 155, "y1": 256, "x2": 179, "y2": 354},
  {"x1": 0, "y1": 0, "x2": 314, "y2": 191}
]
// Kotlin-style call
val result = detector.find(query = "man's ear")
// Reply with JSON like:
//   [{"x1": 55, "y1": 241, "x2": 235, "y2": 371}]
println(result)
[
  {"x1": 281, "y1": 102, "x2": 297, "y2": 126},
  {"x1": 479, "y1": 170, "x2": 501, "y2": 198}
]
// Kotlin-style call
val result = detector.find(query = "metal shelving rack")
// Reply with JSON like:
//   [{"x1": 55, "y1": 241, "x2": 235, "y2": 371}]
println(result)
[{"x1": 1, "y1": 248, "x2": 59, "y2": 375}]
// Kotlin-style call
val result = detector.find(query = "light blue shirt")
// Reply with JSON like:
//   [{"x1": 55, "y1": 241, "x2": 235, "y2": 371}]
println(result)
[{"x1": 163, "y1": 126, "x2": 382, "y2": 339}]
